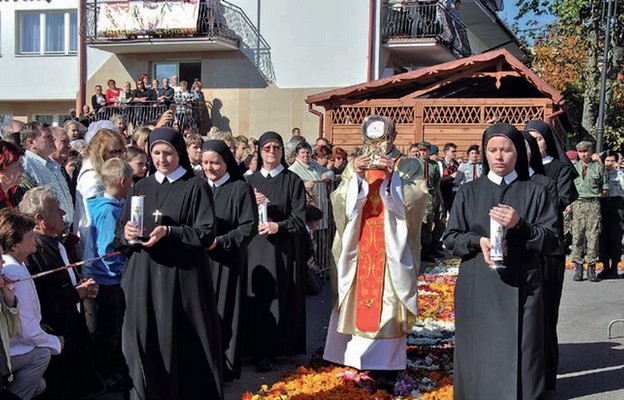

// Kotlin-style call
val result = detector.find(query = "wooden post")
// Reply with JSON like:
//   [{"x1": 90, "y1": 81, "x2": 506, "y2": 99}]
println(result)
[{"x1": 414, "y1": 100, "x2": 423, "y2": 143}]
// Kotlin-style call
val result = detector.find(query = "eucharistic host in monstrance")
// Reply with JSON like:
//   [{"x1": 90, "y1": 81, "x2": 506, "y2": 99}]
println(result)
[
  {"x1": 114, "y1": 127, "x2": 223, "y2": 400},
  {"x1": 323, "y1": 115, "x2": 428, "y2": 384}
]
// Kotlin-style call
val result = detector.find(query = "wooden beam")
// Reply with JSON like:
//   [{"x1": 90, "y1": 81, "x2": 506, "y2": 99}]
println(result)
[
  {"x1": 400, "y1": 68, "x2": 520, "y2": 100},
  {"x1": 474, "y1": 71, "x2": 520, "y2": 79},
  {"x1": 495, "y1": 60, "x2": 503, "y2": 89}
]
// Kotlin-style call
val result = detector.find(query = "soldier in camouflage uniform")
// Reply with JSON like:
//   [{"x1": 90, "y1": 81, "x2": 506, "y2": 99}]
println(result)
[
  {"x1": 417, "y1": 141, "x2": 442, "y2": 261},
  {"x1": 571, "y1": 141, "x2": 608, "y2": 282}
]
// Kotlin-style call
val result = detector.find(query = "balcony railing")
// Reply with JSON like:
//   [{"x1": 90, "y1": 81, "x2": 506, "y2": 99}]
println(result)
[
  {"x1": 382, "y1": 2, "x2": 471, "y2": 57},
  {"x1": 84, "y1": 0, "x2": 275, "y2": 83},
  {"x1": 85, "y1": 103, "x2": 209, "y2": 134}
]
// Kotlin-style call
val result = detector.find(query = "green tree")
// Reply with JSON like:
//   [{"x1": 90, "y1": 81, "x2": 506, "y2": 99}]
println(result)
[{"x1": 514, "y1": 0, "x2": 624, "y2": 147}]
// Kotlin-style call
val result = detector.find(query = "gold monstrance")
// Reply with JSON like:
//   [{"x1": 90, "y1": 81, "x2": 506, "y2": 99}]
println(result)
[{"x1": 361, "y1": 115, "x2": 394, "y2": 170}]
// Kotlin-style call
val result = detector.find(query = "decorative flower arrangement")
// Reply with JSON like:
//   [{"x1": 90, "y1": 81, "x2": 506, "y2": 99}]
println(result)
[
  {"x1": 240, "y1": 365, "x2": 392, "y2": 400},
  {"x1": 565, "y1": 259, "x2": 624, "y2": 272},
  {"x1": 241, "y1": 261, "x2": 458, "y2": 400},
  {"x1": 417, "y1": 274, "x2": 456, "y2": 322}
]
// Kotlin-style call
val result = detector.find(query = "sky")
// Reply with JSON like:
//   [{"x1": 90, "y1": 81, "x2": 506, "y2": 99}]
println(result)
[
  {"x1": 498, "y1": 1, "x2": 557, "y2": 26},
  {"x1": 497, "y1": 0, "x2": 557, "y2": 42}
]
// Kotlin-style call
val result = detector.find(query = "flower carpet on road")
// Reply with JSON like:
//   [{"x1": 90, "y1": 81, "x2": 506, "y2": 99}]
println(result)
[
  {"x1": 564, "y1": 259, "x2": 624, "y2": 270},
  {"x1": 241, "y1": 259, "x2": 458, "y2": 400}
]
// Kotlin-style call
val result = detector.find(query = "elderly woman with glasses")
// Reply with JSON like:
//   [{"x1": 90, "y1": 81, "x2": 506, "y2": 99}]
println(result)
[
  {"x1": 245, "y1": 131, "x2": 307, "y2": 372},
  {"x1": 74, "y1": 129, "x2": 126, "y2": 258}
]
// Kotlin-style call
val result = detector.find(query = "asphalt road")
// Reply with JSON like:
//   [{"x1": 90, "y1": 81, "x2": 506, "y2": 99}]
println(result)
[
  {"x1": 97, "y1": 268, "x2": 624, "y2": 399},
  {"x1": 548, "y1": 270, "x2": 624, "y2": 399}
]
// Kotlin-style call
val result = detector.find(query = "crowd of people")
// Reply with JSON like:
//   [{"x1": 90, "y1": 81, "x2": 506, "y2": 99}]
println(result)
[
  {"x1": 0, "y1": 110, "x2": 621, "y2": 400},
  {"x1": 90, "y1": 74, "x2": 205, "y2": 110},
  {"x1": 62, "y1": 73, "x2": 208, "y2": 139}
]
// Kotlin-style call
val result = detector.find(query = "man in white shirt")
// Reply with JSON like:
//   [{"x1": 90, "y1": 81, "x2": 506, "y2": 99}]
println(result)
[{"x1": 20, "y1": 121, "x2": 74, "y2": 227}]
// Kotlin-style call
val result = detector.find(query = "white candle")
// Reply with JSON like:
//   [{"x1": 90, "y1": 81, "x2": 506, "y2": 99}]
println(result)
[
  {"x1": 130, "y1": 196, "x2": 144, "y2": 244},
  {"x1": 258, "y1": 199, "x2": 269, "y2": 225},
  {"x1": 490, "y1": 217, "x2": 505, "y2": 268}
]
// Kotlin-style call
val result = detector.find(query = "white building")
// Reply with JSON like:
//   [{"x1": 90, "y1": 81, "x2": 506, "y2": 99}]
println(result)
[{"x1": 0, "y1": 0, "x2": 524, "y2": 137}]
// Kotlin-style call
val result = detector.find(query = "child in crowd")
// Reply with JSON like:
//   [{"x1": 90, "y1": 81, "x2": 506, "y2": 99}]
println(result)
[
  {"x1": 59, "y1": 149, "x2": 81, "y2": 201},
  {"x1": 83, "y1": 158, "x2": 133, "y2": 389},
  {"x1": 64, "y1": 120, "x2": 85, "y2": 142},
  {"x1": 131, "y1": 126, "x2": 151, "y2": 153},
  {"x1": 185, "y1": 133, "x2": 204, "y2": 175},
  {"x1": 126, "y1": 146, "x2": 148, "y2": 183}
]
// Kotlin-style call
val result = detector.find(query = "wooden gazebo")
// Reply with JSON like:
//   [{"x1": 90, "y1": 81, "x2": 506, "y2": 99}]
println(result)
[{"x1": 306, "y1": 49, "x2": 570, "y2": 154}]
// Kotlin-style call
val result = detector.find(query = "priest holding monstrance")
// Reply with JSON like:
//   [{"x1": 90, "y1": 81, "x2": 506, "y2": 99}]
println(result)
[
  {"x1": 115, "y1": 127, "x2": 223, "y2": 399},
  {"x1": 323, "y1": 115, "x2": 427, "y2": 381}
]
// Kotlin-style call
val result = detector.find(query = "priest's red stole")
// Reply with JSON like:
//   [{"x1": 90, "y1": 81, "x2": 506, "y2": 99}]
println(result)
[{"x1": 355, "y1": 169, "x2": 386, "y2": 332}]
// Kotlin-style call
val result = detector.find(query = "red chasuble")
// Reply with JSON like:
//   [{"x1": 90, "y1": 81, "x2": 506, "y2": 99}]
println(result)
[{"x1": 355, "y1": 169, "x2": 387, "y2": 332}]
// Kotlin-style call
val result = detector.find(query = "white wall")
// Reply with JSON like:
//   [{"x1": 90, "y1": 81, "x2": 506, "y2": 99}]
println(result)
[
  {"x1": 2, "y1": 0, "x2": 372, "y2": 102},
  {"x1": 235, "y1": 0, "x2": 370, "y2": 88},
  {"x1": 0, "y1": 0, "x2": 80, "y2": 101}
]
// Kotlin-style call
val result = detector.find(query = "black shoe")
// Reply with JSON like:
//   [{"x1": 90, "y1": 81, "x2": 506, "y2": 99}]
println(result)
[
  {"x1": 603, "y1": 268, "x2": 619, "y2": 279},
  {"x1": 597, "y1": 267, "x2": 610, "y2": 280},
  {"x1": 256, "y1": 358, "x2": 274, "y2": 372},
  {"x1": 371, "y1": 370, "x2": 397, "y2": 393},
  {"x1": 588, "y1": 264, "x2": 599, "y2": 282},
  {"x1": 421, "y1": 254, "x2": 436, "y2": 262},
  {"x1": 608, "y1": 262, "x2": 620, "y2": 279},
  {"x1": 429, "y1": 249, "x2": 444, "y2": 258},
  {"x1": 104, "y1": 373, "x2": 130, "y2": 392},
  {"x1": 573, "y1": 264, "x2": 583, "y2": 281}
]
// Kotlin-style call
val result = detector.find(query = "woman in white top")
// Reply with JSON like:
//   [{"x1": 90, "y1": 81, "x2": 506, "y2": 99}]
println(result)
[
  {"x1": 74, "y1": 129, "x2": 127, "y2": 257},
  {"x1": 288, "y1": 141, "x2": 334, "y2": 229},
  {"x1": 0, "y1": 208, "x2": 61, "y2": 400},
  {"x1": 118, "y1": 82, "x2": 134, "y2": 106}
]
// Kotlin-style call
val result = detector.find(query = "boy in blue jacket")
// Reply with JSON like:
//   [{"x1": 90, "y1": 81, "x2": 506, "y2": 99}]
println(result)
[{"x1": 84, "y1": 157, "x2": 133, "y2": 390}]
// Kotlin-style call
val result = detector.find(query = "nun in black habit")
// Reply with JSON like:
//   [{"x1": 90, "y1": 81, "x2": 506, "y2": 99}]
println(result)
[
  {"x1": 115, "y1": 128, "x2": 223, "y2": 399},
  {"x1": 525, "y1": 119, "x2": 578, "y2": 390},
  {"x1": 202, "y1": 139, "x2": 258, "y2": 380},
  {"x1": 525, "y1": 120, "x2": 579, "y2": 212},
  {"x1": 443, "y1": 123, "x2": 559, "y2": 400},
  {"x1": 524, "y1": 132, "x2": 558, "y2": 205},
  {"x1": 245, "y1": 131, "x2": 307, "y2": 371}
]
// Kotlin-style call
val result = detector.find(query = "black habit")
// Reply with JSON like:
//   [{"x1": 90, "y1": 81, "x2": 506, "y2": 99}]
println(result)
[
  {"x1": 525, "y1": 120, "x2": 578, "y2": 389},
  {"x1": 444, "y1": 124, "x2": 559, "y2": 400},
  {"x1": 525, "y1": 131, "x2": 563, "y2": 391},
  {"x1": 115, "y1": 171, "x2": 223, "y2": 400},
  {"x1": 203, "y1": 139, "x2": 258, "y2": 380},
  {"x1": 245, "y1": 168, "x2": 307, "y2": 360},
  {"x1": 25, "y1": 232, "x2": 104, "y2": 399}
]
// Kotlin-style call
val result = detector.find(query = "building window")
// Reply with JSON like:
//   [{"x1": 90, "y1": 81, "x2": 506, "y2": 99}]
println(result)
[
  {"x1": 0, "y1": 115, "x2": 13, "y2": 126},
  {"x1": 33, "y1": 115, "x2": 54, "y2": 125},
  {"x1": 18, "y1": 11, "x2": 78, "y2": 55},
  {"x1": 154, "y1": 61, "x2": 202, "y2": 84}
]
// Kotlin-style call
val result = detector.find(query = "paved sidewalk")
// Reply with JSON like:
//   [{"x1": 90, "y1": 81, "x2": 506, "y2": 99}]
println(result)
[
  {"x1": 223, "y1": 284, "x2": 333, "y2": 399},
  {"x1": 225, "y1": 269, "x2": 624, "y2": 399},
  {"x1": 96, "y1": 268, "x2": 624, "y2": 399},
  {"x1": 548, "y1": 271, "x2": 624, "y2": 399}
]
